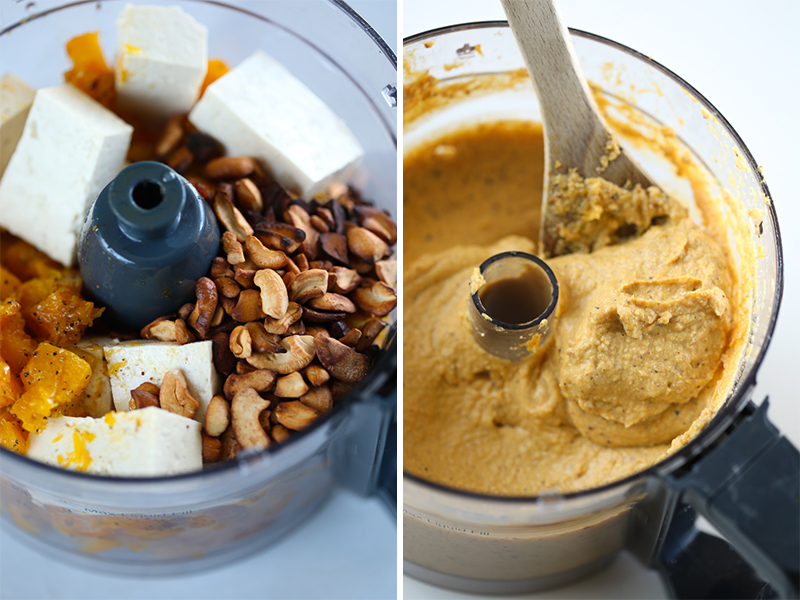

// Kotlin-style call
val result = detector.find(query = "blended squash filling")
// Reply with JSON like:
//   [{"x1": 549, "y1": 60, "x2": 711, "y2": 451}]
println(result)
[{"x1": 403, "y1": 121, "x2": 735, "y2": 496}]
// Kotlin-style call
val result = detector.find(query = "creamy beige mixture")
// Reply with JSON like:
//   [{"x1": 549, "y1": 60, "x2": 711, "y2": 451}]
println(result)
[{"x1": 404, "y1": 121, "x2": 735, "y2": 496}]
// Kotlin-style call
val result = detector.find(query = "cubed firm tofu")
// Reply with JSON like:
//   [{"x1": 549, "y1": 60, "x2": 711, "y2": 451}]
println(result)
[
  {"x1": 26, "y1": 408, "x2": 202, "y2": 476},
  {"x1": 189, "y1": 50, "x2": 364, "y2": 197},
  {"x1": 0, "y1": 84, "x2": 132, "y2": 267},
  {"x1": 0, "y1": 74, "x2": 35, "y2": 180},
  {"x1": 104, "y1": 340, "x2": 220, "y2": 423},
  {"x1": 115, "y1": 3, "x2": 207, "y2": 123}
]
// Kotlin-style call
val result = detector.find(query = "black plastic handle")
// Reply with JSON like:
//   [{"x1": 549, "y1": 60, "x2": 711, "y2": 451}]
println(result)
[
  {"x1": 332, "y1": 359, "x2": 397, "y2": 515},
  {"x1": 658, "y1": 399, "x2": 799, "y2": 599}
]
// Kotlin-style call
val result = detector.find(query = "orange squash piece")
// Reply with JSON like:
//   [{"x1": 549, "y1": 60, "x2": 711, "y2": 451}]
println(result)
[
  {"x1": 1, "y1": 239, "x2": 63, "y2": 282},
  {"x1": 0, "y1": 407, "x2": 28, "y2": 453},
  {"x1": 28, "y1": 288, "x2": 103, "y2": 346},
  {"x1": 0, "y1": 298, "x2": 38, "y2": 375},
  {"x1": 0, "y1": 355, "x2": 23, "y2": 408},
  {"x1": 0, "y1": 267, "x2": 20, "y2": 300},
  {"x1": 16, "y1": 271, "x2": 81, "y2": 315},
  {"x1": 11, "y1": 342, "x2": 92, "y2": 433},
  {"x1": 64, "y1": 32, "x2": 116, "y2": 109},
  {"x1": 199, "y1": 59, "x2": 229, "y2": 98}
]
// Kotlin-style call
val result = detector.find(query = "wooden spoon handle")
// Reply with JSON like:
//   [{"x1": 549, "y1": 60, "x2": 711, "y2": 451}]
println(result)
[
  {"x1": 501, "y1": 0, "x2": 608, "y2": 177},
  {"x1": 501, "y1": 0, "x2": 654, "y2": 257}
]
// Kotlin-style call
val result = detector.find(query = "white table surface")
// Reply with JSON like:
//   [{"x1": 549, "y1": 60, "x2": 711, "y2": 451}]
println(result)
[
  {"x1": 401, "y1": 0, "x2": 800, "y2": 598},
  {"x1": 0, "y1": 2, "x2": 398, "y2": 600}
]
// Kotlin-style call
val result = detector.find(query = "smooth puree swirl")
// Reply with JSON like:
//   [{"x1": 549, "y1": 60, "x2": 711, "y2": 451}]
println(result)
[{"x1": 404, "y1": 121, "x2": 736, "y2": 496}]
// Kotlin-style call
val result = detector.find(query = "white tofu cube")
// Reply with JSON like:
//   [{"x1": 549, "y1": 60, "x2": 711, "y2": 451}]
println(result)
[
  {"x1": 0, "y1": 84, "x2": 132, "y2": 267},
  {"x1": 104, "y1": 340, "x2": 220, "y2": 422},
  {"x1": 115, "y1": 4, "x2": 207, "y2": 123},
  {"x1": 26, "y1": 408, "x2": 202, "y2": 476},
  {"x1": 73, "y1": 337, "x2": 119, "y2": 418},
  {"x1": 0, "y1": 74, "x2": 35, "y2": 180},
  {"x1": 189, "y1": 50, "x2": 363, "y2": 197}
]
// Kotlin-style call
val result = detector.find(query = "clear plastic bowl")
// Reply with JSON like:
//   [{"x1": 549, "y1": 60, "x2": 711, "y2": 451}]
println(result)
[
  {"x1": 403, "y1": 22, "x2": 781, "y2": 594},
  {"x1": 0, "y1": 0, "x2": 396, "y2": 575}
]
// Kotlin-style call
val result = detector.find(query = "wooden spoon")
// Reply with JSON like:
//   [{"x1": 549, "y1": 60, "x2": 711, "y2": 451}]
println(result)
[{"x1": 500, "y1": 0, "x2": 655, "y2": 257}]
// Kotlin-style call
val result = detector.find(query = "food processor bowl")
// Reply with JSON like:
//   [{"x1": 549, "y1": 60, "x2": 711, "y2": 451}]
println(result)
[
  {"x1": 0, "y1": 0, "x2": 397, "y2": 575},
  {"x1": 403, "y1": 23, "x2": 797, "y2": 597}
]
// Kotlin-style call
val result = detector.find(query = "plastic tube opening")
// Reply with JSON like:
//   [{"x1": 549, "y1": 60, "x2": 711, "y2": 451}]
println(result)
[{"x1": 468, "y1": 251, "x2": 559, "y2": 361}]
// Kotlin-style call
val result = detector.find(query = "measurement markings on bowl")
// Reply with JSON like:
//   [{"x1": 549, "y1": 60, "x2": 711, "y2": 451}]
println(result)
[{"x1": 404, "y1": 509, "x2": 491, "y2": 536}]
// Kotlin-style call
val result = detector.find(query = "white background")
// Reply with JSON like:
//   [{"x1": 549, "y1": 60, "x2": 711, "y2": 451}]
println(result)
[
  {"x1": 0, "y1": 1, "x2": 397, "y2": 599},
  {"x1": 402, "y1": 0, "x2": 800, "y2": 599}
]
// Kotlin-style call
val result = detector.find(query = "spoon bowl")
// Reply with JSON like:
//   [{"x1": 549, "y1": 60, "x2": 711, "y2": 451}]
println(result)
[{"x1": 500, "y1": 0, "x2": 656, "y2": 257}]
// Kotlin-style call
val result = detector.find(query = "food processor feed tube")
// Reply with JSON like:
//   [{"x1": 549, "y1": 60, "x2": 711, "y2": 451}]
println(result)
[{"x1": 468, "y1": 251, "x2": 557, "y2": 361}]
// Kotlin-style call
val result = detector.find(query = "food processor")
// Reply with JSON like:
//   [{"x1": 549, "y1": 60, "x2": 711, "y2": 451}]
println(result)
[
  {"x1": 0, "y1": 0, "x2": 397, "y2": 575},
  {"x1": 403, "y1": 22, "x2": 798, "y2": 599}
]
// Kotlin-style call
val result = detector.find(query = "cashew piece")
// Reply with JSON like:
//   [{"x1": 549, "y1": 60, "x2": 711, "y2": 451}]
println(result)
[
  {"x1": 205, "y1": 395, "x2": 230, "y2": 437},
  {"x1": 223, "y1": 369, "x2": 277, "y2": 401},
  {"x1": 275, "y1": 400, "x2": 318, "y2": 431},
  {"x1": 222, "y1": 231, "x2": 245, "y2": 265},
  {"x1": 354, "y1": 205, "x2": 398, "y2": 245},
  {"x1": 206, "y1": 156, "x2": 257, "y2": 180},
  {"x1": 231, "y1": 388, "x2": 271, "y2": 450},
  {"x1": 285, "y1": 204, "x2": 319, "y2": 260},
  {"x1": 230, "y1": 289, "x2": 267, "y2": 322},
  {"x1": 235, "y1": 178, "x2": 263, "y2": 213},
  {"x1": 245, "y1": 235, "x2": 288, "y2": 270},
  {"x1": 263, "y1": 301, "x2": 303, "y2": 335},
  {"x1": 131, "y1": 382, "x2": 161, "y2": 410},
  {"x1": 330, "y1": 267, "x2": 361, "y2": 294},
  {"x1": 271, "y1": 423, "x2": 292, "y2": 443},
  {"x1": 220, "y1": 424, "x2": 241, "y2": 460},
  {"x1": 306, "y1": 292, "x2": 356, "y2": 314},
  {"x1": 229, "y1": 325, "x2": 252, "y2": 359},
  {"x1": 214, "y1": 183, "x2": 253, "y2": 242},
  {"x1": 300, "y1": 384, "x2": 333, "y2": 414},
  {"x1": 346, "y1": 226, "x2": 388, "y2": 264},
  {"x1": 274, "y1": 372, "x2": 309, "y2": 398},
  {"x1": 253, "y1": 222, "x2": 306, "y2": 254},
  {"x1": 303, "y1": 364, "x2": 330, "y2": 387},
  {"x1": 202, "y1": 431, "x2": 222, "y2": 463},
  {"x1": 188, "y1": 277, "x2": 218, "y2": 338},
  {"x1": 254, "y1": 269, "x2": 289, "y2": 319},
  {"x1": 313, "y1": 335, "x2": 370, "y2": 384},
  {"x1": 356, "y1": 319, "x2": 386, "y2": 352},
  {"x1": 247, "y1": 335, "x2": 316, "y2": 374},
  {"x1": 375, "y1": 259, "x2": 397, "y2": 287},
  {"x1": 288, "y1": 269, "x2": 328, "y2": 304},
  {"x1": 159, "y1": 370, "x2": 200, "y2": 418},
  {"x1": 352, "y1": 280, "x2": 397, "y2": 317}
]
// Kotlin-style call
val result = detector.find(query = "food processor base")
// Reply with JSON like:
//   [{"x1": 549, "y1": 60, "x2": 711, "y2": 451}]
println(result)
[{"x1": 403, "y1": 553, "x2": 615, "y2": 595}]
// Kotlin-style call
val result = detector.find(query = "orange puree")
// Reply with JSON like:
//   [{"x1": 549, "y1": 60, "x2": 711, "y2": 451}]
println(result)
[{"x1": 403, "y1": 121, "x2": 736, "y2": 496}]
